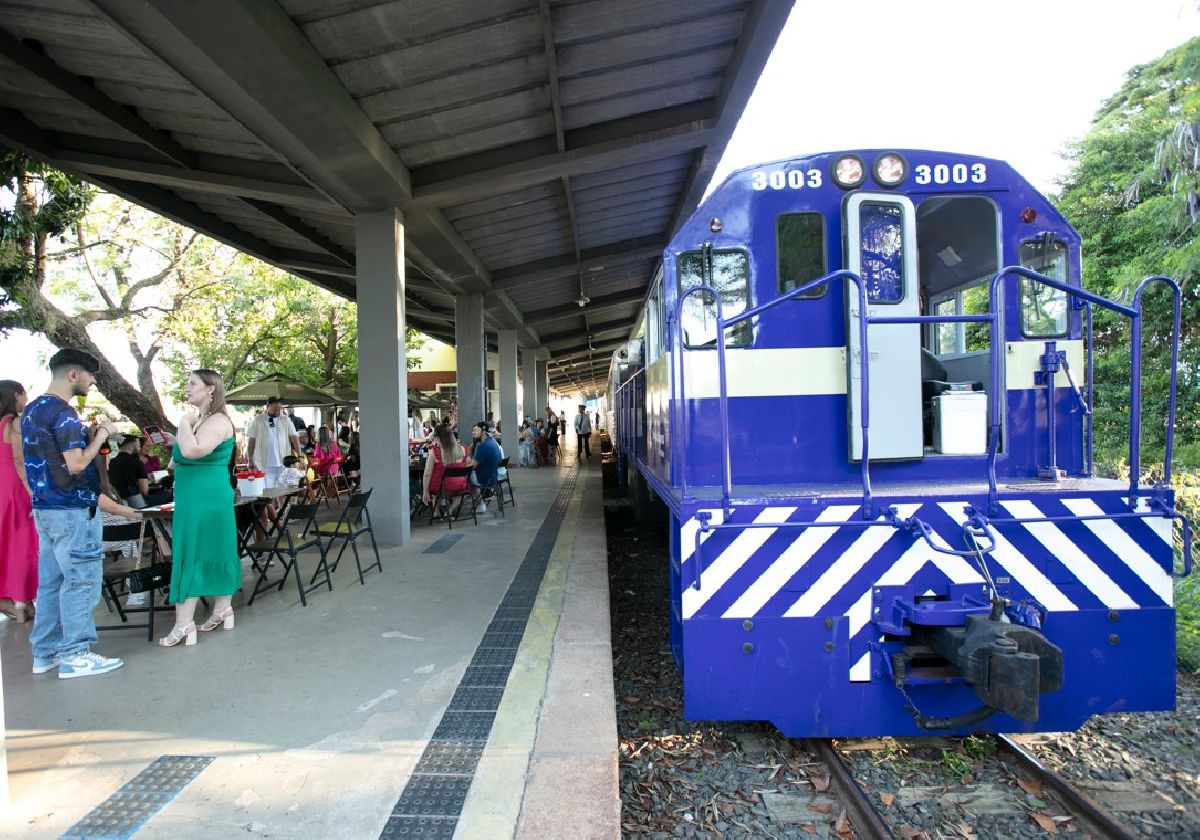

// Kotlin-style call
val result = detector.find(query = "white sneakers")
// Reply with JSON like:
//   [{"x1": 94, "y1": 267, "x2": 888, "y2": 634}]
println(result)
[{"x1": 55, "y1": 651, "x2": 125, "y2": 679}]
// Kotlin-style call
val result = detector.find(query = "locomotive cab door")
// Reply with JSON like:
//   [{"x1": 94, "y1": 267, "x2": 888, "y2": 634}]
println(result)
[{"x1": 845, "y1": 193, "x2": 923, "y2": 460}]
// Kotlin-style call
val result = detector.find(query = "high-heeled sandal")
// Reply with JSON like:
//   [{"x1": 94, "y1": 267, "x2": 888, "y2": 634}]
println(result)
[
  {"x1": 158, "y1": 623, "x2": 196, "y2": 647},
  {"x1": 199, "y1": 608, "x2": 234, "y2": 632}
]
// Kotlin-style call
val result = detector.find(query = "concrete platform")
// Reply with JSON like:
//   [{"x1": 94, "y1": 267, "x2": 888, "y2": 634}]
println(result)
[{"x1": 0, "y1": 450, "x2": 617, "y2": 839}]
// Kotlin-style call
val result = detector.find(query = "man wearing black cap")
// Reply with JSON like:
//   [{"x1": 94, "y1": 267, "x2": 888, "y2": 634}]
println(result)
[{"x1": 22, "y1": 348, "x2": 138, "y2": 679}]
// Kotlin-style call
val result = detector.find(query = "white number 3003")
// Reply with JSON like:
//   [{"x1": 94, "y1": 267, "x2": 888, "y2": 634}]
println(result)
[
  {"x1": 751, "y1": 169, "x2": 823, "y2": 191},
  {"x1": 914, "y1": 162, "x2": 987, "y2": 185}
]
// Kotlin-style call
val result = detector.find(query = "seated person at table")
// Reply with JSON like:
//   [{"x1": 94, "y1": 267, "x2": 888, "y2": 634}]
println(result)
[
  {"x1": 422, "y1": 424, "x2": 468, "y2": 512},
  {"x1": 281, "y1": 455, "x2": 305, "y2": 486},
  {"x1": 467, "y1": 420, "x2": 502, "y2": 512},
  {"x1": 344, "y1": 432, "x2": 362, "y2": 489},
  {"x1": 109, "y1": 433, "x2": 150, "y2": 507}
]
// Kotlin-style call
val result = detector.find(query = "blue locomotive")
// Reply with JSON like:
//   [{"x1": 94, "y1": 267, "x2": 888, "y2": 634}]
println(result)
[{"x1": 607, "y1": 149, "x2": 1192, "y2": 737}]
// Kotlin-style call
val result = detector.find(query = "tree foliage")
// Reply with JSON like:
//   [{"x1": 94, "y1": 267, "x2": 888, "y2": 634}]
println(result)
[
  {"x1": 1, "y1": 151, "x2": 427, "y2": 425},
  {"x1": 1055, "y1": 37, "x2": 1200, "y2": 466}
]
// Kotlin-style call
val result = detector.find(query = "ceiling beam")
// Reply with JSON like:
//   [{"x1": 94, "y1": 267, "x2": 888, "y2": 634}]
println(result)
[
  {"x1": 243, "y1": 198, "x2": 354, "y2": 266},
  {"x1": 410, "y1": 111, "x2": 715, "y2": 209},
  {"x1": 524, "y1": 287, "x2": 646, "y2": 328},
  {"x1": 538, "y1": 317, "x2": 629, "y2": 346},
  {"x1": 490, "y1": 235, "x2": 663, "y2": 292},
  {"x1": 667, "y1": 0, "x2": 796, "y2": 236},
  {"x1": 0, "y1": 30, "x2": 195, "y2": 168},
  {"x1": 93, "y1": 0, "x2": 495, "y2": 295},
  {"x1": 54, "y1": 147, "x2": 338, "y2": 211},
  {"x1": 93, "y1": 0, "x2": 410, "y2": 207}
]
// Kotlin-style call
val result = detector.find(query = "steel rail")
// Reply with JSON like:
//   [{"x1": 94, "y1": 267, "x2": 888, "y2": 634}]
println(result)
[
  {"x1": 803, "y1": 739, "x2": 895, "y2": 839},
  {"x1": 997, "y1": 735, "x2": 1138, "y2": 840}
]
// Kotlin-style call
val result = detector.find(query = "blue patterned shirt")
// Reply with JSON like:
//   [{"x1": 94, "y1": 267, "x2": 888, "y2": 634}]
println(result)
[{"x1": 22, "y1": 394, "x2": 99, "y2": 509}]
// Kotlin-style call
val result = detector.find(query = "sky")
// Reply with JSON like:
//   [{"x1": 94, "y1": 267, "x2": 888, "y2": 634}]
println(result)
[
  {"x1": 4, "y1": 0, "x2": 1199, "y2": 396},
  {"x1": 713, "y1": 0, "x2": 1200, "y2": 193}
]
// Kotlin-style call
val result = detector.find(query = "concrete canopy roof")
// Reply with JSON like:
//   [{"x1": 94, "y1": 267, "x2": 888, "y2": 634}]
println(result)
[{"x1": 0, "y1": 0, "x2": 793, "y2": 394}]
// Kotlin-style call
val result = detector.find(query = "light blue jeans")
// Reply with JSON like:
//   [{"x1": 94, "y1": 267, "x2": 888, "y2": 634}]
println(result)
[{"x1": 30, "y1": 507, "x2": 103, "y2": 658}]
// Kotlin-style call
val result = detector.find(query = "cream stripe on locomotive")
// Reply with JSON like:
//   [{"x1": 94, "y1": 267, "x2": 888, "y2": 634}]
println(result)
[{"x1": 679, "y1": 347, "x2": 847, "y2": 399}]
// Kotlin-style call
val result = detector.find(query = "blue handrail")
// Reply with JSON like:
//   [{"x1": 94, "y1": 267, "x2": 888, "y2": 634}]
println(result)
[
  {"x1": 986, "y1": 267, "x2": 1183, "y2": 512},
  {"x1": 672, "y1": 269, "x2": 877, "y2": 517}
]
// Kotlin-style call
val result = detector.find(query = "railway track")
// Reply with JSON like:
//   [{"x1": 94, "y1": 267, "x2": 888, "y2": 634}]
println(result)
[
  {"x1": 801, "y1": 739, "x2": 894, "y2": 839},
  {"x1": 806, "y1": 735, "x2": 1140, "y2": 840},
  {"x1": 996, "y1": 735, "x2": 1139, "y2": 840}
]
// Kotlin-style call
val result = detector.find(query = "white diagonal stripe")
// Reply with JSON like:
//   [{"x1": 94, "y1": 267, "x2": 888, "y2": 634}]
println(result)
[
  {"x1": 680, "y1": 508, "x2": 725, "y2": 566},
  {"x1": 722, "y1": 505, "x2": 860, "y2": 618},
  {"x1": 1135, "y1": 497, "x2": 1175, "y2": 546},
  {"x1": 799, "y1": 534, "x2": 933, "y2": 623},
  {"x1": 682, "y1": 506, "x2": 796, "y2": 619},
  {"x1": 847, "y1": 591, "x2": 873, "y2": 637},
  {"x1": 849, "y1": 652, "x2": 871, "y2": 682},
  {"x1": 1002, "y1": 500, "x2": 1138, "y2": 610},
  {"x1": 940, "y1": 502, "x2": 1077, "y2": 611},
  {"x1": 1062, "y1": 498, "x2": 1173, "y2": 605},
  {"x1": 784, "y1": 504, "x2": 921, "y2": 618}
]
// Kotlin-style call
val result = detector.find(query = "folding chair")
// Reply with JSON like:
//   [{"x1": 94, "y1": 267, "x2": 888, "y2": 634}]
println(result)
[
  {"x1": 246, "y1": 502, "x2": 331, "y2": 607},
  {"x1": 496, "y1": 457, "x2": 515, "y2": 508},
  {"x1": 430, "y1": 465, "x2": 479, "y2": 529},
  {"x1": 98, "y1": 519, "x2": 173, "y2": 641},
  {"x1": 312, "y1": 488, "x2": 382, "y2": 586},
  {"x1": 475, "y1": 472, "x2": 507, "y2": 518}
]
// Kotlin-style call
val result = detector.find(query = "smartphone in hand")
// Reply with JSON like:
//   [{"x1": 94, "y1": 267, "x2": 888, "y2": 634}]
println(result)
[{"x1": 143, "y1": 425, "x2": 167, "y2": 445}]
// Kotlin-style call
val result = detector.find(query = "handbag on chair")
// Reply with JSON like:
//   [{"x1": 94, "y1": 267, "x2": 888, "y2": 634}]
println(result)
[{"x1": 128, "y1": 561, "x2": 171, "y2": 594}]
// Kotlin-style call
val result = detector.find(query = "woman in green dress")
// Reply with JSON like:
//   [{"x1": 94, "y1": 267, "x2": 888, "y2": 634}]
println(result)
[{"x1": 158, "y1": 369, "x2": 239, "y2": 647}]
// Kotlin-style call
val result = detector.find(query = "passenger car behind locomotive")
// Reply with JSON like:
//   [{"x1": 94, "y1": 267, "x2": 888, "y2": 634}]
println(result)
[{"x1": 608, "y1": 149, "x2": 1191, "y2": 737}]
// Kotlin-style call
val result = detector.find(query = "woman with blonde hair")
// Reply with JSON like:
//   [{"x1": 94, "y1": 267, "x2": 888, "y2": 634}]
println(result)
[
  {"x1": 158, "y1": 369, "x2": 239, "y2": 647},
  {"x1": 422, "y1": 424, "x2": 468, "y2": 510}
]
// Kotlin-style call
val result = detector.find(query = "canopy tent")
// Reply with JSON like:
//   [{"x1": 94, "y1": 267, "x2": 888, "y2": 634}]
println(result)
[
  {"x1": 408, "y1": 389, "x2": 449, "y2": 411},
  {"x1": 224, "y1": 372, "x2": 339, "y2": 406},
  {"x1": 320, "y1": 380, "x2": 359, "y2": 404}
]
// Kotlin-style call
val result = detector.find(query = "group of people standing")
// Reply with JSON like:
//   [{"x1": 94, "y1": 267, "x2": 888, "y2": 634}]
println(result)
[{"x1": 0, "y1": 349, "x2": 246, "y2": 679}]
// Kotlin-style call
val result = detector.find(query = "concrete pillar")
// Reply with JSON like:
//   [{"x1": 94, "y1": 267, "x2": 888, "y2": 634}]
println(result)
[
  {"x1": 522, "y1": 350, "x2": 538, "y2": 421},
  {"x1": 535, "y1": 359, "x2": 548, "y2": 420},
  {"x1": 355, "y1": 209, "x2": 409, "y2": 546},
  {"x1": 455, "y1": 293, "x2": 486, "y2": 434},
  {"x1": 498, "y1": 330, "x2": 518, "y2": 436}
]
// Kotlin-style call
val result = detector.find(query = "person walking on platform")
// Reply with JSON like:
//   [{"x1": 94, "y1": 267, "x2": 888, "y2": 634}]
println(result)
[
  {"x1": 574, "y1": 404, "x2": 592, "y2": 460},
  {"x1": 157, "y1": 369, "x2": 240, "y2": 647},
  {"x1": 246, "y1": 397, "x2": 300, "y2": 489}
]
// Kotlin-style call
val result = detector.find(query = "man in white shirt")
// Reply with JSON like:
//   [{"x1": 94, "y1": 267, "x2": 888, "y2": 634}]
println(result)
[{"x1": 246, "y1": 397, "x2": 301, "y2": 488}]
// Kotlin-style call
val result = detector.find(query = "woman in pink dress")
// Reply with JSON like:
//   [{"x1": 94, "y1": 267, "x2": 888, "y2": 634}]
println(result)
[{"x1": 0, "y1": 380, "x2": 38, "y2": 623}]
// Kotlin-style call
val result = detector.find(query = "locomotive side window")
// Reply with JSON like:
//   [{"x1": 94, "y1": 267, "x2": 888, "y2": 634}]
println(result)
[
  {"x1": 776, "y1": 213, "x2": 827, "y2": 298},
  {"x1": 859, "y1": 202, "x2": 906, "y2": 304},
  {"x1": 1019, "y1": 239, "x2": 1069, "y2": 337},
  {"x1": 677, "y1": 249, "x2": 751, "y2": 348}
]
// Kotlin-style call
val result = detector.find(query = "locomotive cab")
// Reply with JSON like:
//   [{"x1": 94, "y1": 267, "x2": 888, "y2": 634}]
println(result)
[{"x1": 610, "y1": 149, "x2": 1187, "y2": 738}]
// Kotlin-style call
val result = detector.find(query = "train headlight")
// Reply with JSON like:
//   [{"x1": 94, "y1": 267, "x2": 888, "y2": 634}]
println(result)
[
  {"x1": 832, "y1": 155, "x2": 866, "y2": 189},
  {"x1": 873, "y1": 153, "x2": 908, "y2": 187}
]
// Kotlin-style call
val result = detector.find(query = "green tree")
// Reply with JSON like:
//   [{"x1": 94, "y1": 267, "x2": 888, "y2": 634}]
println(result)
[
  {"x1": 0, "y1": 152, "x2": 181, "y2": 430},
  {"x1": 3, "y1": 154, "x2": 428, "y2": 428},
  {"x1": 1055, "y1": 37, "x2": 1200, "y2": 467}
]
